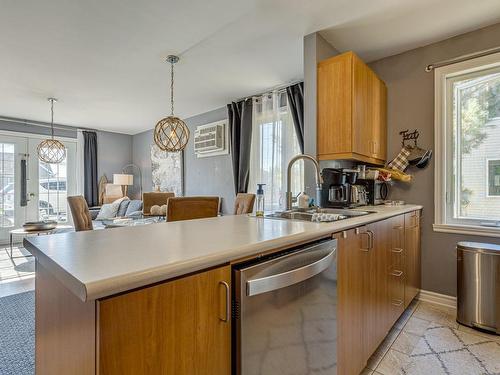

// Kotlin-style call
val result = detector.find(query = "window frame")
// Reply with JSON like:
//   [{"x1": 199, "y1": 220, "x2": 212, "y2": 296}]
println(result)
[
  {"x1": 434, "y1": 51, "x2": 500, "y2": 237},
  {"x1": 486, "y1": 159, "x2": 500, "y2": 198}
]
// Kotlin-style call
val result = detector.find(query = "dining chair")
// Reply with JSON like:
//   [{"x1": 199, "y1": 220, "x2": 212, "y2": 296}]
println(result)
[
  {"x1": 67, "y1": 196, "x2": 93, "y2": 231},
  {"x1": 166, "y1": 196, "x2": 219, "y2": 222},
  {"x1": 143, "y1": 191, "x2": 175, "y2": 216},
  {"x1": 233, "y1": 193, "x2": 256, "y2": 215}
]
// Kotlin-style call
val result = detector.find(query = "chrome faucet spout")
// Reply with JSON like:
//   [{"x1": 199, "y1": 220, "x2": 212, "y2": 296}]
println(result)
[{"x1": 286, "y1": 154, "x2": 323, "y2": 210}]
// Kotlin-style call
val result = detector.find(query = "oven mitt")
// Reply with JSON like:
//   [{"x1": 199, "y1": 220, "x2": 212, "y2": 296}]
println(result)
[{"x1": 388, "y1": 147, "x2": 411, "y2": 172}]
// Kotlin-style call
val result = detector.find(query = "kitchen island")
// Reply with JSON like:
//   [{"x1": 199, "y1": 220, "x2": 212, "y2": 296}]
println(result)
[{"x1": 25, "y1": 204, "x2": 422, "y2": 375}]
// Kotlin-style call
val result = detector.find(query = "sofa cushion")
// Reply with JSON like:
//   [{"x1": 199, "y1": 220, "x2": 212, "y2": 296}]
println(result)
[
  {"x1": 117, "y1": 200, "x2": 131, "y2": 217},
  {"x1": 125, "y1": 200, "x2": 143, "y2": 216},
  {"x1": 96, "y1": 197, "x2": 128, "y2": 220}
]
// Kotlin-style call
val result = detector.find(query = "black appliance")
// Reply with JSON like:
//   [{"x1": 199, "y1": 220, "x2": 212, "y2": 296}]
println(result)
[
  {"x1": 356, "y1": 179, "x2": 389, "y2": 205},
  {"x1": 321, "y1": 168, "x2": 360, "y2": 208}
]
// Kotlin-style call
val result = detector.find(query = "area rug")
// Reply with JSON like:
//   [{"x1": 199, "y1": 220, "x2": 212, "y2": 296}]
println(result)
[
  {"x1": 0, "y1": 291, "x2": 34, "y2": 375},
  {"x1": 403, "y1": 324, "x2": 500, "y2": 375}
]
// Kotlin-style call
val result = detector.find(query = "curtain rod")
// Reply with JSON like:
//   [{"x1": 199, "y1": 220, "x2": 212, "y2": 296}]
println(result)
[
  {"x1": 234, "y1": 79, "x2": 303, "y2": 103},
  {"x1": 0, "y1": 116, "x2": 98, "y2": 132},
  {"x1": 425, "y1": 46, "x2": 500, "y2": 72}
]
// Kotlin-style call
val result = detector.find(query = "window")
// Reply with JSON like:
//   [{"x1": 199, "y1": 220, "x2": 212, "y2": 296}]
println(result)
[
  {"x1": 248, "y1": 91, "x2": 303, "y2": 212},
  {"x1": 0, "y1": 143, "x2": 15, "y2": 228},
  {"x1": 38, "y1": 156, "x2": 68, "y2": 222},
  {"x1": 435, "y1": 52, "x2": 500, "y2": 236}
]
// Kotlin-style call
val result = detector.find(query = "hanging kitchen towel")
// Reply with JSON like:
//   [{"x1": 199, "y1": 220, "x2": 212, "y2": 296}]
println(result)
[{"x1": 388, "y1": 146, "x2": 411, "y2": 172}]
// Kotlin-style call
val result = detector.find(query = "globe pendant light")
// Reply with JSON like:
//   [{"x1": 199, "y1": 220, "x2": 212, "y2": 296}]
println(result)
[
  {"x1": 37, "y1": 98, "x2": 66, "y2": 164},
  {"x1": 154, "y1": 55, "x2": 190, "y2": 152}
]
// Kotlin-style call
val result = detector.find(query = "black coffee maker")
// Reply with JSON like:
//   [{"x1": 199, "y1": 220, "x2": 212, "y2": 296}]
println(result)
[{"x1": 321, "y1": 168, "x2": 358, "y2": 208}]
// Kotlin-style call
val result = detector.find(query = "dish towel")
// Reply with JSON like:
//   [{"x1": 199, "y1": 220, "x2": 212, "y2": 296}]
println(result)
[
  {"x1": 311, "y1": 213, "x2": 345, "y2": 222},
  {"x1": 388, "y1": 147, "x2": 411, "y2": 172}
]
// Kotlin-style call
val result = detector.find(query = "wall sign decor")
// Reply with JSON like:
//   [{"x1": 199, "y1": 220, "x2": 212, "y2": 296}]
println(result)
[
  {"x1": 194, "y1": 120, "x2": 229, "y2": 158},
  {"x1": 150, "y1": 143, "x2": 184, "y2": 196}
]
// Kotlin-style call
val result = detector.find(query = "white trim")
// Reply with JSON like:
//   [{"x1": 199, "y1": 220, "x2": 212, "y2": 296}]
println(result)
[
  {"x1": 433, "y1": 223, "x2": 500, "y2": 238},
  {"x1": 434, "y1": 52, "x2": 500, "y2": 233},
  {"x1": 418, "y1": 289, "x2": 457, "y2": 309},
  {"x1": 0, "y1": 129, "x2": 76, "y2": 143}
]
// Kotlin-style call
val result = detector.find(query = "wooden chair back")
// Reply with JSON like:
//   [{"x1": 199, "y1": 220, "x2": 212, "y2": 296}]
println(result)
[{"x1": 166, "y1": 197, "x2": 219, "y2": 222}]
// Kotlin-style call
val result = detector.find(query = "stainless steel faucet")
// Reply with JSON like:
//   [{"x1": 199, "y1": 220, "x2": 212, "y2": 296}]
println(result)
[{"x1": 286, "y1": 154, "x2": 323, "y2": 210}]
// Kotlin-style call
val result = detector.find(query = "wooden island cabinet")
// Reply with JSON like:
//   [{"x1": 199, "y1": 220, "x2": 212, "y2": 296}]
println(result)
[
  {"x1": 36, "y1": 264, "x2": 231, "y2": 375},
  {"x1": 336, "y1": 210, "x2": 421, "y2": 375},
  {"x1": 317, "y1": 51, "x2": 387, "y2": 165}
]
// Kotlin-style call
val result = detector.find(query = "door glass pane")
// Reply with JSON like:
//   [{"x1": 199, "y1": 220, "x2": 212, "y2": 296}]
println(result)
[
  {"x1": 453, "y1": 70, "x2": 500, "y2": 220},
  {"x1": 39, "y1": 155, "x2": 68, "y2": 222},
  {"x1": 0, "y1": 143, "x2": 15, "y2": 228}
]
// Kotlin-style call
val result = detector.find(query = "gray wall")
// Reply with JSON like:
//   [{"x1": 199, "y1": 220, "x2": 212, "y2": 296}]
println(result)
[
  {"x1": 303, "y1": 33, "x2": 339, "y2": 195},
  {"x1": 0, "y1": 118, "x2": 133, "y2": 183},
  {"x1": 132, "y1": 107, "x2": 235, "y2": 213},
  {"x1": 369, "y1": 23, "x2": 500, "y2": 297}
]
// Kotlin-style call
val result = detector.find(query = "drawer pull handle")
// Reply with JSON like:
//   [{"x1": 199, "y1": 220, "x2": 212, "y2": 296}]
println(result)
[
  {"x1": 390, "y1": 270, "x2": 403, "y2": 277},
  {"x1": 219, "y1": 281, "x2": 230, "y2": 322},
  {"x1": 392, "y1": 299, "x2": 404, "y2": 306},
  {"x1": 391, "y1": 248, "x2": 403, "y2": 253}
]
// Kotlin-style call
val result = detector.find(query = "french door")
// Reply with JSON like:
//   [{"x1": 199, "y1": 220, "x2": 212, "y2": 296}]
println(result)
[{"x1": 0, "y1": 132, "x2": 77, "y2": 244}]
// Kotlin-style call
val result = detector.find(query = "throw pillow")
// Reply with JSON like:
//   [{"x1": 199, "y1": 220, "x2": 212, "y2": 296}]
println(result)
[
  {"x1": 125, "y1": 200, "x2": 143, "y2": 216},
  {"x1": 116, "y1": 199, "x2": 131, "y2": 217},
  {"x1": 150, "y1": 205, "x2": 161, "y2": 215},
  {"x1": 96, "y1": 197, "x2": 128, "y2": 220}
]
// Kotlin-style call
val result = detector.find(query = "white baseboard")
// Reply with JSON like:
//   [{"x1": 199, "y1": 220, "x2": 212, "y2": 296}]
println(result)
[{"x1": 418, "y1": 289, "x2": 457, "y2": 309}]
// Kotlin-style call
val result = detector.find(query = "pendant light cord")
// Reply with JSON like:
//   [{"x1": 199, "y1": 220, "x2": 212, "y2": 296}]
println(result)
[
  {"x1": 170, "y1": 61, "x2": 174, "y2": 116},
  {"x1": 50, "y1": 98, "x2": 55, "y2": 139}
]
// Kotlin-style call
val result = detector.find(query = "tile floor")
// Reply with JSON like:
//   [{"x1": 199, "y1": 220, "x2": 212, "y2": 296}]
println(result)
[
  {"x1": 0, "y1": 245, "x2": 35, "y2": 298},
  {"x1": 363, "y1": 300, "x2": 500, "y2": 375}
]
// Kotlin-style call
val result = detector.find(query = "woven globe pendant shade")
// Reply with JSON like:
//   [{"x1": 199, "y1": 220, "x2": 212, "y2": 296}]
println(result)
[
  {"x1": 38, "y1": 98, "x2": 66, "y2": 164},
  {"x1": 154, "y1": 116, "x2": 190, "y2": 152},
  {"x1": 37, "y1": 139, "x2": 66, "y2": 164},
  {"x1": 154, "y1": 55, "x2": 189, "y2": 152}
]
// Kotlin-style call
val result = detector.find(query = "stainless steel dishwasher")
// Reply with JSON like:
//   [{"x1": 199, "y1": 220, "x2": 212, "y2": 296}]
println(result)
[{"x1": 233, "y1": 239, "x2": 337, "y2": 375}]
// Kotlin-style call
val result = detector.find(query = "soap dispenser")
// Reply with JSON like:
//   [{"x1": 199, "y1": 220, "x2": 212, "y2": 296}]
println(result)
[{"x1": 256, "y1": 184, "x2": 266, "y2": 217}]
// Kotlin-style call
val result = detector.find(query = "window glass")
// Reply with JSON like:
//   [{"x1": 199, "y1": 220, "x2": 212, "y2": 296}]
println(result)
[{"x1": 39, "y1": 155, "x2": 68, "y2": 222}]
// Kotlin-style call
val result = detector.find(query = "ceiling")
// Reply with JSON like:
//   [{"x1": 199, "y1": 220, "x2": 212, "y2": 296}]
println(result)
[{"x1": 2, "y1": 0, "x2": 500, "y2": 135}]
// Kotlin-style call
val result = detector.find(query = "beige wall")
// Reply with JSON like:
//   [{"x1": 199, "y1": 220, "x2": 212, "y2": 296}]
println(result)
[{"x1": 369, "y1": 23, "x2": 500, "y2": 296}]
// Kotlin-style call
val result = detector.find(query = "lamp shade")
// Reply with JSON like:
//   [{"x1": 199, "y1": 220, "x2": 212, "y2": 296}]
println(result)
[{"x1": 113, "y1": 173, "x2": 133, "y2": 186}]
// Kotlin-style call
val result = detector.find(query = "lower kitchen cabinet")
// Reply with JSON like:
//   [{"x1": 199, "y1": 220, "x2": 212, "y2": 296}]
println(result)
[{"x1": 337, "y1": 210, "x2": 421, "y2": 375}]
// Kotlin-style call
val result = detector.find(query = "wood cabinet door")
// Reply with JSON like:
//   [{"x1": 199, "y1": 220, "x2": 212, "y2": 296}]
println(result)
[
  {"x1": 405, "y1": 211, "x2": 421, "y2": 307},
  {"x1": 317, "y1": 52, "x2": 353, "y2": 158},
  {"x1": 371, "y1": 77, "x2": 387, "y2": 162},
  {"x1": 97, "y1": 266, "x2": 231, "y2": 375},
  {"x1": 363, "y1": 220, "x2": 391, "y2": 357},
  {"x1": 337, "y1": 228, "x2": 368, "y2": 375}
]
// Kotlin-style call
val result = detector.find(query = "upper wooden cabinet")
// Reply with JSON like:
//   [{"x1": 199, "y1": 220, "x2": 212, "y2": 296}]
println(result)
[{"x1": 317, "y1": 51, "x2": 387, "y2": 165}]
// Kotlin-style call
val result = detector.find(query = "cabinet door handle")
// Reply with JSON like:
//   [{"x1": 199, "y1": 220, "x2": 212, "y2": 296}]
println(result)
[
  {"x1": 391, "y1": 299, "x2": 404, "y2": 307},
  {"x1": 390, "y1": 270, "x2": 403, "y2": 277},
  {"x1": 219, "y1": 281, "x2": 230, "y2": 322},
  {"x1": 391, "y1": 248, "x2": 403, "y2": 253},
  {"x1": 359, "y1": 232, "x2": 370, "y2": 252},
  {"x1": 367, "y1": 230, "x2": 374, "y2": 249}
]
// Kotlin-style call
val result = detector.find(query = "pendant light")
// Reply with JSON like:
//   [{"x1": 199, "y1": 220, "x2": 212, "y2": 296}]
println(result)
[
  {"x1": 37, "y1": 98, "x2": 66, "y2": 164},
  {"x1": 154, "y1": 55, "x2": 190, "y2": 152}
]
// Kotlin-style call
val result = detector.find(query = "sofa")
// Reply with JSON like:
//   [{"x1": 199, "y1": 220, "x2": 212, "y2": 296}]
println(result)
[{"x1": 89, "y1": 199, "x2": 143, "y2": 221}]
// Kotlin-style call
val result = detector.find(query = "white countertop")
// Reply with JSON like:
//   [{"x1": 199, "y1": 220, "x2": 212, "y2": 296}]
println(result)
[{"x1": 25, "y1": 204, "x2": 422, "y2": 302}]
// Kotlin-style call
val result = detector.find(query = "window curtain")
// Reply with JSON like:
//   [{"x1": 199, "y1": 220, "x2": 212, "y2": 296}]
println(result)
[
  {"x1": 83, "y1": 131, "x2": 98, "y2": 207},
  {"x1": 248, "y1": 91, "x2": 303, "y2": 212},
  {"x1": 286, "y1": 82, "x2": 305, "y2": 153},
  {"x1": 228, "y1": 99, "x2": 253, "y2": 195},
  {"x1": 76, "y1": 130, "x2": 85, "y2": 196}
]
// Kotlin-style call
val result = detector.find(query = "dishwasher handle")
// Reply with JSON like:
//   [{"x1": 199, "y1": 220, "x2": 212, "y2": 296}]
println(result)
[{"x1": 246, "y1": 245, "x2": 336, "y2": 297}]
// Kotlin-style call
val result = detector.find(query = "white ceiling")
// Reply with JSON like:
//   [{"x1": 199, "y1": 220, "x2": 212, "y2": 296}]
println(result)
[{"x1": 1, "y1": 0, "x2": 500, "y2": 135}]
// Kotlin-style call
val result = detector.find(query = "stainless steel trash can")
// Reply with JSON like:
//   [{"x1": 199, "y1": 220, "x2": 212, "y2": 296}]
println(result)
[{"x1": 457, "y1": 242, "x2": 500, "y2": 334}]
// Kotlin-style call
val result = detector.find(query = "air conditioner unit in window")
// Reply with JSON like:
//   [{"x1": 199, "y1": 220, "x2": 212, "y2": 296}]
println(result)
[{"x1": 194, "y1": 120, "x2": 229, "y2": 158}]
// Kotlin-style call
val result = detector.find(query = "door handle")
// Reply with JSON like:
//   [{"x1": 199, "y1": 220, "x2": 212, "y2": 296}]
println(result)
[
  {"x1": 391, "y1": 248, "x2": 404, "y2": 253},
  {"x1": 246, "y1": 247, "x2": 336, "y2": 297},
  {"x1": 219, "y1": 281, "x2": 230, "y2": 322},
  {"x1": 390, "y1": 270, "x2": 403, "y2": 277},
  {"x1": 367, "y1": 230, "x2": 374, "y2": 249}
]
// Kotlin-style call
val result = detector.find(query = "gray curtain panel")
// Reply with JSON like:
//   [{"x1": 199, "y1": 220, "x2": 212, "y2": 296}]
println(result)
[
  {"x1": 228, "y1": 98, "x2": 253, "y2": 194},
  {"x1": 83, "y1": 131, "x2": 98, "y2": 207},
  {"x1": 286, "y1": 82, "x2": 305, "y2": 154}
]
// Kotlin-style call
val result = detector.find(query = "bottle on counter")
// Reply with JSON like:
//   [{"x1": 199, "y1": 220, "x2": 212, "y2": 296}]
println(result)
[{"x1": 255, "y1": 184, "x2": 266, "y2": 217}]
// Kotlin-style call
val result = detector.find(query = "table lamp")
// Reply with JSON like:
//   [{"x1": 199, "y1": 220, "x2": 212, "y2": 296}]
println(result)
[{"x1": 113, "y1": 173, "x2": 133, "y2": 197}]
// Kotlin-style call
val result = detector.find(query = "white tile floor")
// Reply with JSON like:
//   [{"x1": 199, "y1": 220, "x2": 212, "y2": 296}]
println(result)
[{"x1": 0, "y1": 245, "x2": 35, "y2": 298}]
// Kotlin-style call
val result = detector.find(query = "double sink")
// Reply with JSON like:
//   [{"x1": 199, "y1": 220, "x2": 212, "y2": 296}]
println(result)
[{"x1": 266, "y1": 207, "x2": 374, "y2": 222}]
